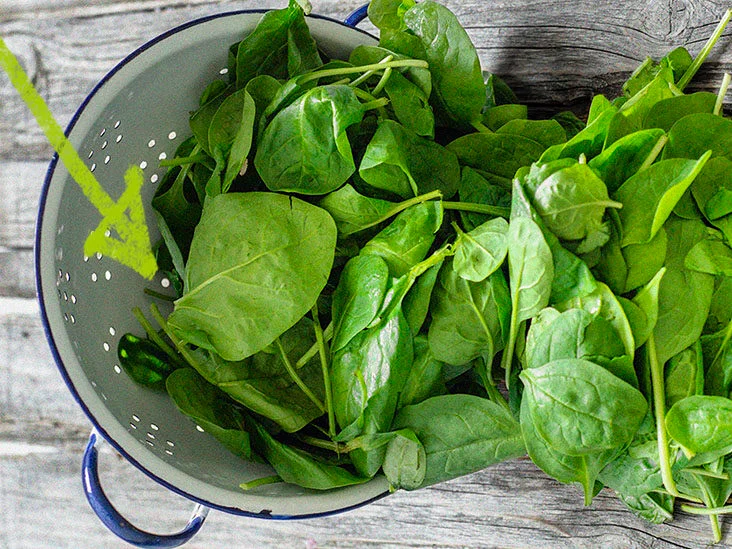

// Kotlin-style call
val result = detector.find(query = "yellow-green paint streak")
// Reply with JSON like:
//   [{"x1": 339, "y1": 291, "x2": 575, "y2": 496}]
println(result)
[{"x1": 0, "y1": 38, "x2": 157, "y2": 279}]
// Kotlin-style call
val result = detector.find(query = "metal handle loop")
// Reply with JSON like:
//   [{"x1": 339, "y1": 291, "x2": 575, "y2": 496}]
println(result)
[
  {"x1": 82, "y1": 430, "x2": 209, "y2": 548},
  {"x1": 344, "y1": 3, "x2": 370, "y2": 27}
]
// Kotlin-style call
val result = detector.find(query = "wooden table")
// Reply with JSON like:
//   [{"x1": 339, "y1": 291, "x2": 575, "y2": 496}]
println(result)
[{"x1": 1, "y1": 1, "x2": 731, "y2": 547}]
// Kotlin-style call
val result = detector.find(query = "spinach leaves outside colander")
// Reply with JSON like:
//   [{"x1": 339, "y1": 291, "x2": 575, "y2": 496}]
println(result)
[{"x1": 117, "y1": 1, "x2": 732, "y2": 541}]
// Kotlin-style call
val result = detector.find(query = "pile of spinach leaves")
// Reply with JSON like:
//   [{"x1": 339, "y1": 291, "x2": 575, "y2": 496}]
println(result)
[{"x1": 119, "y1": 0, "x2": 732, "y2": 540}]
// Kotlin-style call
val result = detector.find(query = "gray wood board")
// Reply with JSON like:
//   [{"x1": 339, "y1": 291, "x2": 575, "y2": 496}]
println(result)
[{"x1": 2, "y1": 0, "x2": 732, "y2": 547}]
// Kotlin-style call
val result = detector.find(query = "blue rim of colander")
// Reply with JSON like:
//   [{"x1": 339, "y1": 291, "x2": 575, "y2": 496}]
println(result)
[{"x1": 35, "y1": 6, "x2": 387, "y2": 524}]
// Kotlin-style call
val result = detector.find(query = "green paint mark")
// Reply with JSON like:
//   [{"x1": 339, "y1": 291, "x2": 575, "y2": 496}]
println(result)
[{"x1": 0, "y1": 37, "x2": 157, "y2": 279}]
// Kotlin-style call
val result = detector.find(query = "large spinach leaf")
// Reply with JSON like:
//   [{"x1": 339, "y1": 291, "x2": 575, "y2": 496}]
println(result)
[{"x1": 168, "y1": 193, "x2": 336, "y2": 361}]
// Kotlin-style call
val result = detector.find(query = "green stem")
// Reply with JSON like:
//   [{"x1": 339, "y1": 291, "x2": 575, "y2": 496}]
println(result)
[
  {"x1": 692, "y1": 473, "x2": 723, "y2": 543},
  {"x1": 350, "y1": 55, "x2": 393, "y2": 88},
  {"x1": 638, "y1": 135, "x2": 669, "y2": 172},
  {"x1": 647, "y1": 333, "x2": 682, "y2": 498},
  {"x1": 297, "y1": 59, "x2": 429, "y2": 86},
  {"x1": 159, "y1": 153, "x2": 209, "y2": 168},
  {"x1": 371, "y1": 66, "x2": 393, "y2": 96},
  {"x1": 481, "y1": 356, "x2": 511, "y2": 412},
  {"x1": 143, "y1": 288, "x2": 177, "y2": 302},
  {"x1": 681, "y1": 504, "x2": 732, "y2": 516},
  {"x1": 471, "y1": 120, "x2": 492, "y2": 133},
  {"x1": 239, "y1": 475, "x2": 282, "y2": 490},
  {"x1": 298, "y1": 434, "x2": 346, "y2": 453},
  {"x1": 682, "y1": 467, "x2": 730, "y2": 480},
  {"x1": 312, "y1": 302, "x2": 336, "y2": 439},
  {"x1": 131, "y1": 306, "x2": 184, "y2": 367},
  {"x1": 149, "y1": 304, "x2": 203, "y2": 371},
  {"x1": 356, "y1": 190, "x2": 444, "y2": 234},
  {"x1": 501, "y1": 304, "x2": 520, "y2": 391},
  {"x1": 275, "y1": 337, "x2": 326, "y2": 414},
  {"x1": 678, "y1": 9, "x2": 732, "y2": 91},
  {"x1": 715, "y1": 73, "x2": 732, "y2": 116},
  {"x1": 296, "y1": 321, "x2": 333, "y2": 368},
  {"x1": 360, "y1": 97, "x2": 390, "y2": 112},
  {"x1": 443, "y1": 201, "x2": 511, "y2": 219}
]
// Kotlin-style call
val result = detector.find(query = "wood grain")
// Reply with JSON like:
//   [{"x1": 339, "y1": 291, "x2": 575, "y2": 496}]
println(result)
[{"x1": 2, "y1": 1, "x2": 732, "y2": 547}]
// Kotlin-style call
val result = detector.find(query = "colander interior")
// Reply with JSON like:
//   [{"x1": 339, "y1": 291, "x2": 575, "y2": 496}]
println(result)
[{"x1": 37, "y1": 10, "x2": 390, "y2": 517}]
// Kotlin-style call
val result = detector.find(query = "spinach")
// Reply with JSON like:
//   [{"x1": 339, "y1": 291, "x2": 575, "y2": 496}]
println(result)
[
  {"x1": 392, "y1": 394, "x2": 525, "y2": 487},
  {"x1": 666, "y1": 396, "x2": 732, "y2": 466},
  {"x1": 255, "y1": 85, "x2": 365, "y2": 194},
  {"x1": 520, "y1": 358, "x2": 648, "y2": 454},
  {"x1": 614, "y1": 154, "x2": 711, "y2": 246},
  {"x1": 399, "y1": 0, "x2": 485, "y2": 128},
  {"x1": 382, "y1": 428, "x2": 426, "y2": 490},
  {"x1": 168, "y1": 192, "x2": 336, "y2": 361},
  {"x1": 166, "y1": 368, "x2": 252, "y2": 459},
  {"x1": 452, "y1": 217, "x2": 509, "y2": 282},
  {"x1": 359, "y1": 119, "x2": 459, "y2": 198}
]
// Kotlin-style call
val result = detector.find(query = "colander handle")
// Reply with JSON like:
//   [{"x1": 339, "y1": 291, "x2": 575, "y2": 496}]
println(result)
[
  {"x1": 344, "y1": 3, "x2": 370, "y2": 27},
  {"x1": 82, "y1": 430, "x2": 210, "y2": 548}
]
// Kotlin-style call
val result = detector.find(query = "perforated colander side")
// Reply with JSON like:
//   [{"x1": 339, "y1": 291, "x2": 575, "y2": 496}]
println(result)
[{"x1": 36, "y1": 10, "x2": 390, "y2": 518}]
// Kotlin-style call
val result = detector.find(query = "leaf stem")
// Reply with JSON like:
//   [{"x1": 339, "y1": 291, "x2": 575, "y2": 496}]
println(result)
[
  {"x1": 678, "y1": 9, "x2": 732, "y2": 91},
  {"x1": 647, "y1": 333, "x2": 683, "y2": 499},
  {"x1": 691, "y1": 473, "x2": 723, "y2": 543},
  {"x1": 638, "y1": 135, "x2": 669, "y2": 172},
  {"x1": 443, "y1": 201, "x2": 511, "y2": 219},
  {"x1": 239, "y1": 475, "x2": 282, "y2": 490},
  {"x1": 360, "y1": 97, "x2": 391, "y2": 112},
  {"x1": 297, "y1": 59, "x2": 429, "y2": 86},
  {"x1": 682, "y1": 467, "x2": 730, "y2": 480},
  {"x1": 148, "y1": 303, "x2": 202, "y2": 371},
  {"x1": 312, "y1": 302, "x2": 336, "y2": 439},
  {"x1": 159, "y1": 153, "x2": 209, "y2": 168},
  {"x1": 298, "y1": 433, "x2": 347, "y2": 453},
  {"x1": 131, "y1": 306, "x2": 185, "y2": 368},
  {"x1": 501, "y1": 305, "x2": 520, "y2": 391},
  {"x1": 296, "y1": 321, "x2": 333, "y2": 368},
  {"x1": 143, "y1": 288, "x2": 177, "y2": 302},
  {"x1": 715, "y1": 73, "x2": 732, "y2": 116},
  {"x1": 681, "y1": 504, "x2": 732, "y2": 516},
  {"x1": 275, "y1": 337, "x2": 326, "y2": 414}
]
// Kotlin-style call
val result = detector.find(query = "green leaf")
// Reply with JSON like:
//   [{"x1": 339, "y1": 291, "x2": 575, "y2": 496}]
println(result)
[
  {"x1": 166, "y1": 368, "x2": 252, "y2": 459},
  {"x1": 255, "y1": 85, "x2": 364, "y2": 195},
  {"x1": 428, "y1": 265, "x2": 510, "y2": 365},
  {"x1": 393, "y1": 394, "x2": 525, "y2": 487},
  {"x1": 520, "y1": 358, "x2": 648, "y2": 455},
  {"x1": 643, "y1": 92, "x2": 716, "y2": 131},
  {"x1": 663, "y1": 113, "x2": 732, "y2": 161},
  {"x1": 382, "y1": 429, "x2": 426, "y2": 490},
  {"x1": 169, "y1": 193, "x2": 336, "y2": 361},
  {"x1": 496, "y1": 119, "x2": 567, "y2": 150},
  {"x1": 360, "y1": 119, "x2": 459, "y2": 199},
  {"x1": 666, "y1": 395, "x2": 732, "y2": 465},
  {"x1": 615, "y1": 154, "x2": 711, "y2": 246},
  {"x1": 398, "y1": 336, "x2": 445, "y2": 408},
  {"x1": 665, "y1": 341, "x2": 705, "y2": 409},
  {"x1": 251, "y1": 419, "x2": 367, "y2": 490},
  {"x1": 452, "y1": 217, "x2": 509, "y2": 282},
  {"x1": 400, "y1": 1, "x2": 485, "y2": 127}
]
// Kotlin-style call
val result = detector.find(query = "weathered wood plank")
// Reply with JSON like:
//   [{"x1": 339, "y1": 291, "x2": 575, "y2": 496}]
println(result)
[{"x1": 0, "y1": 304, "x2": 729, "y2": 548}]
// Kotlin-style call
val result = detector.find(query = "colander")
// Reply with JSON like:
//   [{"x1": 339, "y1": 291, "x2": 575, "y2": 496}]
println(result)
[{"x1": 35, "y1": 5, "x2": 388, "y2": 547}]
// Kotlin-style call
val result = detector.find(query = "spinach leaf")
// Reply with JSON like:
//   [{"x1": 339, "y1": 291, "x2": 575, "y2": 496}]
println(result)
[
  {"x1": 166, "y1": 368, "x2": 252, "y2": 459},
  {"x1": 398, "y1": 335, "x2": 445, "y2": 408},
  {"x1": 169, "y1": 192, "x2": 336, "y2": 361},
  {"x1": 447, "y1": 132, "x2": 546, "y2": 189},
  {"x1": 402, "y1": 262, "x2": 442, "y2": 335},
  {"x1": 622, "y1": 227, "x2": 667, "y2": 292},
  {"x1": 587, "y1": 128, "x2": 666, "y2": 193},
  {"x1": 330, "y1": 254, "x2": 390, "y2": 354},
  {"x1": 382, "y1": 70, "x2": 435, "y2": 138},
  {"x1": 452, "y1": 217, "x2": 509, "y2": 282},
  {"x1": 360, "y1": 201, "x2": 443, "y2": 277},
  {"x1": 255, "y1": 85, "x2": 365, "y2": 195},
  {"x1": 643, "y1": 92, "x2": 717, "y2": 131},
  {"x1": 617, "y1": 492, "x2": 674, "y2": 524},
  {"x1": 359, "y1": 119, "x2": 460, "y2": 198},
  {"x1": 702, "y1": 321, "x2": 732, "y2": 398},
  {"x1": 529, "y1": 162, "x2": 620, "y2": 243},
  {"x1": 539, "y1": 108, "x2": 616, "y2": 163},
  {"x1": 392, "y1": 394, "x2": 525, "y2": 487},
  {"x1": 520, "y1": 385, "x2": 619, "y2": 504},
  {"x1": 400, "y1": 0, "x2": 485, "y2": 128},
  {"x1": 666, "y1": 395, "x2": 732, "y2": 466},
  {"x1": 250, "y1": 419, "x2": 367, "y2": 490},
  {"x1": 685, "y1": 234, "x2": 732, "y2": 276},
  {"x1": 663, "y1": 113, "x2": 732, "y2": 161},
  {"x1": 615, "y1": 153, "x2": 711, "y2": 246},
  {"x1": 496, "y1": 119, "x2": 567, "y2": 150},
  {"x1": 482, "y1": 104, "x2": 527, "y2": 131},
  {"x1": 457, "y1": 167, "x2": 511, "y2": 230},
  {"x1": 317, "y1": 184, "x2": 394, "y2": 236},
  {"x1": 382, "y1": 428, "x2": 426, "y2": 490},
  {"x1": 188, "y1": 317, "x2": 326, "y2": 433},
  {"x1": 520, "y1": 358, "x2": 648, "y2": 455},
  {"x1": 428, "y1": 264, "x2": 510, "y2": 365},
  {"x1": 367, "y1": 0, "x2": 415, "y2": 31},
  {"x1": 665, "y1": 341, "x2": 705, "y2": 408}
]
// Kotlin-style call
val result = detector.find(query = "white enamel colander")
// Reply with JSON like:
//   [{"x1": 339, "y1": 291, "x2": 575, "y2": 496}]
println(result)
[{"x1": 35, "y1": 5, "x2": 390, "y2": 547}]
